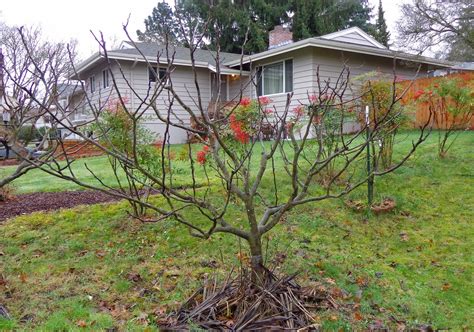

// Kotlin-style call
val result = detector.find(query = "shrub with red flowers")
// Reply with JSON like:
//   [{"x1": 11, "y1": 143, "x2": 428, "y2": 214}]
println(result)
[
  {"x1": 196, "y1": 145, "x2": 210, "y2": 165},
  {"x1": 226, "y1": 97, "x2": 272, "y2": 145},
  {"x1": 414, "y1": 89, "x2": 425, "y2": 100}
]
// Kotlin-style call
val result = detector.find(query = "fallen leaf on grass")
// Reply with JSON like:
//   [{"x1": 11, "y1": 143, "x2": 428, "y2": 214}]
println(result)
[
  {"x1": 236, "y1": 252, "x2": 249, "y2": 264},
  {"x1": 369, "y1": 320, "x2": 385, "y2": 329},
  {"x1": 126, "y1": 272, "x2": 142, "y2": 282},
  {"x1": 19, "y1": 273, "x2": 27, "y2": 283},
  {"x1": 135, "y1": 312, "x2": 149, "y2": 325},
  {"x1": 200, "y1": 259, "x2": 219, "y2": 268},
  {"x1": 442, "y1": 283, "x2": 451, "y2": 291},
  {"x1": 154, "y1": 307, "x2": 167, "y2": 316},
  {"x1": 354, "y1": 311, "x2": 363, "y2": 321},
  {"x1": 399, "y1": 232, "x2": 409, "y2": 242},
  {"x1": 95, "y1": 250, "x2": 106, "y2": 259},
  {"x1": 324, "y1": 278, "x2": 336, "y2": 285},
  {"x1": 76, "y1": 320, "x2": 87, "y2": 327},
  {"x1": 0, "y1": 275, "x2": 6, "y2": 287},
  {"x1": 356, "y1": 276, "x2": 369, "y2": 287}
]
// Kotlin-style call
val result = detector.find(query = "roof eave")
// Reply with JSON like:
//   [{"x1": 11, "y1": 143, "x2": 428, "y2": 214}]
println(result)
[
  {"x1": 224, "y1": 39, "x2": 454, "y2": 69},
  {"x1": 70, "y1": 52, "x2": 223, "y2": 80}
]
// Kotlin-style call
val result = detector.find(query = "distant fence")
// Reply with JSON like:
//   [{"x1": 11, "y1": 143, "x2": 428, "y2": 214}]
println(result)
[{"x1": 401, "y1": 72, "x2": 474, "y2": 130}]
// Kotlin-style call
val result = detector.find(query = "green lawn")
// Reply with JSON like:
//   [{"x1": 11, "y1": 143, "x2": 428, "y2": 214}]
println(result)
[
  {"x1": 0, "y1": 151, "x2": 204, "y2": 194},
  {"x1": 0, "y1": 131, "x2": 473, "y2": 330}
]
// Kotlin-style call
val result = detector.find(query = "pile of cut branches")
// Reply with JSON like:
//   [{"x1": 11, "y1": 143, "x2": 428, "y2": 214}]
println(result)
[{"x1": 158, "y1": 268, "x2": 338, "y2": 330}]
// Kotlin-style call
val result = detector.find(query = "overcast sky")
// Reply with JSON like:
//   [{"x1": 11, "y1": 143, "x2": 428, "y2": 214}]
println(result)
[{"x1": 1, "y1": 0, "x2": 405, "y2": 59}]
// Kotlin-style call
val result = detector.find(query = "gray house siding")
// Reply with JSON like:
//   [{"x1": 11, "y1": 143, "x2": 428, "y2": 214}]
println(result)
[
  {"x1": 78, "y1": 62, "x2": 213, "y2": 144},
  {"x1": 245, "y1": 47, "x2": 430, "y2": 137},
  {"x1": 311, "y1": 48, "x2": 428, "y2": 98},
  {"x1": 250, "y1": 47, "x2": 428, "y2": 109}
]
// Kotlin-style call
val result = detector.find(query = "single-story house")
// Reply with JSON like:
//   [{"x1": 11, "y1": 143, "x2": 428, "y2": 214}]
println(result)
[{"x1": 69, "y1": 26, "x2": 452, "y2": 143}]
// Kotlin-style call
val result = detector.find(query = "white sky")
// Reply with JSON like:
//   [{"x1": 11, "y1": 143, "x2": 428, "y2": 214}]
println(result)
[{"x1": 1, "y1": 0, "x2": 406, "y2": 59}]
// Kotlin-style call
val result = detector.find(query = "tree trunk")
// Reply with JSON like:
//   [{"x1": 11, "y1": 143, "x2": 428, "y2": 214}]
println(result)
[{"x1": 248, "y1": 236, "x2": 265, "y2": 281}]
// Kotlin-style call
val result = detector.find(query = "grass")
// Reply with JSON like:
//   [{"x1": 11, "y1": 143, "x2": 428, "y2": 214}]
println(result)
[
  {"x1": 0, "y1": 151, "x2": 204, "y2": 194},
  {"x1": 0, "y1": 131, "x2": 473, "y2": 330}
]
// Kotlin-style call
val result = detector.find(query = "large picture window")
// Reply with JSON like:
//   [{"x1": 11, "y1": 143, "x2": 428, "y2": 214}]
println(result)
[{"x1": 257, "y1": 59, "x2": 293, "y2": 96}]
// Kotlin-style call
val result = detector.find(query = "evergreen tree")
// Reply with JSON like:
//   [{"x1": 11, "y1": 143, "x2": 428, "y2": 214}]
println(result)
[
  {"x1": 291, "y1": 0, "x2": 374, "y2": 41},
  {"x1": 137, "y1": 0, "x2": 377, "y2": 53},
  {"x1": 137, "y1": 0, "x2": 290, "y2": 54},
  {"x1": 137, "y1": 2, "x2": 180, "y2": 45},
  {"x1": 374, "y1": 0, "x2": 390, "y2": 47}
]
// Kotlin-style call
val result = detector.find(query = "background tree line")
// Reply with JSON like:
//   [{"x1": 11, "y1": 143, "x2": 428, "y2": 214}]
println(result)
[{"x1": 137, "y1": 0, "x2": 391, "y2": 54}]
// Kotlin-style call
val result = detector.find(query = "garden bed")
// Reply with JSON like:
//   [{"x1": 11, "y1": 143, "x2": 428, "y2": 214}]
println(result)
[{"x1": 0, "y1": 190, "x2": 120, "y2": 222}]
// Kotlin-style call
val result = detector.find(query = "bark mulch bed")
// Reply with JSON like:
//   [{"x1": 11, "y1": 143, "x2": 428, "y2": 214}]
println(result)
[
  {"x1": 0, "y1": 159, "x2": 20, "y2": 167},
  {"x1": 0, "y1": 190, "x2": 121, "y2": 223}
]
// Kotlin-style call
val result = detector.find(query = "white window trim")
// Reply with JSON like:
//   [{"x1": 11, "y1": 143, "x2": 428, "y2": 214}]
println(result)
[
  {"x1": 90, "y1": 75, "x2": 96, "y2": 94},
  {"x1": 258, "y1": 58, "x2": 293, "y2": 97},
  {"x1": 102, "y1": 69, "x2": 110, "y2": 89}
]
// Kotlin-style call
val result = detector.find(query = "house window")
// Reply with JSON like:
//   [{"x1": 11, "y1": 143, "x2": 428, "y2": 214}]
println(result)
[
  {"x1": 257, "y1": 59, "x2": 293, "y2": 96},
  {"x1": 148, "y1": 67, "x2": 167, "y2": 83},
  {"x1": 89, "y1": 75, "x2": 96, "y2": 93},
  {"x1": 102, "y1": 70, "x2": 109, "y2": 88}
]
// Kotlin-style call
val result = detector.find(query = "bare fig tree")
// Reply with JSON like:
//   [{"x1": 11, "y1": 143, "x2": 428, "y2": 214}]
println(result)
[
  {"x1": 7, "y1": 19, "x2": 431, "y2": 283},
  {"x1": 0, "y1": 23, "x2": 77, "y2": 189}
]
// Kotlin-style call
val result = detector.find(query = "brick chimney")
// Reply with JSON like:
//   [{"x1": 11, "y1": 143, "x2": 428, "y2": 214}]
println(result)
[{"x1": 269, "y1": 25, "x2": 293, "y2": 49}]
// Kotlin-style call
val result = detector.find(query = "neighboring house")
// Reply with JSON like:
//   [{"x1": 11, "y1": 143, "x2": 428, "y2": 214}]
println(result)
[
  {"x1": 70, "y1": 26, "x2": 453, "y2": 144},
  {"x1": 434, "y1": 62, "x2": 474, "y2": 77}
]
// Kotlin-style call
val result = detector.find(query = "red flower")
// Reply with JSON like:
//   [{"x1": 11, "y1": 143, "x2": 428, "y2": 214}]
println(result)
[
  {"x1": 264, "y1": 108, "x2": 273, "y2": 114},
  {"x1": 229, "y1": 113, "x2": 250, "y2": 143},
  {"x1": 309, "y1": 95, "x2": 318, "y2": 103},
  {"x1": 293, "y1": 105, "x2": 305, "y2": 118},
  {"x1": 240, "y1": 97, "x2": 251, "y2": 107},
  {"x1": 196, "y1": 145, "x2": 210, "y2": 165},
  {"x1": 197, "y1": 150, "x2": 207, "y2": 165},
  {"x1": 234, "y1": 127, "x2": 250, "y2": 143},
  {"x1": 414, "y1": 89, "x2": 425, "y2": 100},
  {"x1": 258, "y1": 96, "x2": 272, "y2": 105}
]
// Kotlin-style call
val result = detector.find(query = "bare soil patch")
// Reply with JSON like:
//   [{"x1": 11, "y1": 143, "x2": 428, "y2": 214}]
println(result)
[{"x1": 0, "y1": 190, "x2": 120, "y2": 222}]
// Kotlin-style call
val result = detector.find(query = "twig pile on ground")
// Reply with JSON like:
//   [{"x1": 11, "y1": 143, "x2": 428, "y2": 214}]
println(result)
[{"x1": 158, "y1": 268, "x2": 337, "y2": 331}]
